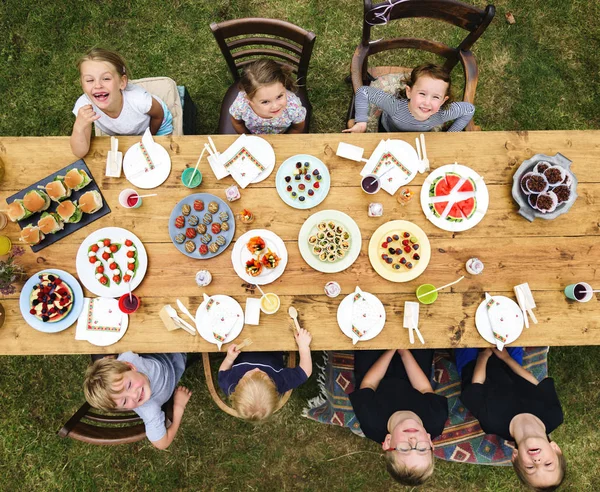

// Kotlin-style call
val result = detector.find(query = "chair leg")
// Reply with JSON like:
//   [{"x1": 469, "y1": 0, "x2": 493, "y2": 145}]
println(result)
[{"x1": 58, "y1": 402, "x2": 92, "y2": 438}]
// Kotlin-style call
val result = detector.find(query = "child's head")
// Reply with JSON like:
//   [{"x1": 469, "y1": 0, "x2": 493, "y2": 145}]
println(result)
[
  {"x1": 239, "y1": 59, "x2": 295, "y2": 119},
  {"x1": 403, "y1": 63, "x2": 452, "y2": 121},
  {"x1": 382, "y1": 416, "x2": 435, "y2": 485},
  {"x1": 230, "y1": 368, "x2": 280, "y2": 421},
  {"x1": 77, "y1": 48, "x2": 129, "y2": 111},
  {"x1": 83, "y1": 358, "x2": 151, "y2": 411},
  {"x1": 512, "y1": 439, "x2": 566, "y2": 490}
]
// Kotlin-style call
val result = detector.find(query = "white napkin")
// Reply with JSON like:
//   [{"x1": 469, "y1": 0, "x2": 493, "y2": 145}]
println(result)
[
  {"x1": 484, "y1": 293, "x2": 511, "y2": 351},
  {"x1": 360, "y1": 139, "x2": 413, "y2": 195},
  {"x1": 350, "y1": 286, "x2": 381, "y2": 345},
  {"x1": 337, "y1": 142, "x2": 365, "y2": 162},
  {"x1": 135, "y1": 128, "x2": 158, "y2": 174},
  {"x1": 203, "y1": 293, "x2": 240, "y2": 350},
  {"x1": 219, "y1": 134, "x2": 264, "y2": 188},
  {"x1": 244, "y1": 298, "x2": 261, "y2": 326},
  {"x1": 76, "y1": 298, "x2": 124, "y2": 340},
  {"x1": 208, "y1": 153, "x2": 229, "y2": 180}
]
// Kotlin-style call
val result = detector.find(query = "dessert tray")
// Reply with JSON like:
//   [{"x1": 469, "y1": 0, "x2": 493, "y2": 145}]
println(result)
[
  {"x1": 511, "y1": 153, "x2": 577, "y2": 221},
  {"x1": 19, "y1": 269, "x2": 84, "y2": 333},
  {"x1": 420, "y1": 163, "x2": 489, "y2": 232},
  {"x1": 168, "y1": 193, "x2": 235, "y2": 259},
  {"x1": 275, "y1": 154, "x2": 331, "y2": 209},
  {"x1": 368, "y1": 220, "x2": 431, "y2": 282},
  {"x1": 298, "y1": 210, "x2": 361, "y2": 273},
  {"x1": 231, "y1": 229, "x2": 288, "y2": 285},
  {"x1": 76, "y1": 227, "x2": 148, "y2": 297},
  {"x1": 196, "y1": 294, "x2": 244, "y2": 350}
]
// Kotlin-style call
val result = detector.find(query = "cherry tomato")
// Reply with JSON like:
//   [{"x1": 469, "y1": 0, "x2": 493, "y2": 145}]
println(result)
[
  {"x1": 127, "y1": 251, "x2": 135, "y2": 258},
  {"x1": 96, "y1": 266, "x2": 104, "y2": 274},
  {"x1": 128, "y1": 263, "x2": 135, "y2": 271},
  {"x1": 110, "y1": 244, "x2": 118, "y2": 253},
  {"x1": 103, "y1": 239, "x2": 111, "y2": 246},
  {"x1": 123, "y1": 274, "x2": 131, "y2": 282},
  {"x1": 113, "y1": 275, "x2": 121, "y2": 282},
  {"x1": 102, "y1": 252, "x2": 110, "y2": 260},
  {"x1": 91, "y1": 245, "x2": 99, "y2": 252},
  {"x1": 88, "y1": 257, "x2": 97, "y2": 264},
  {"x1": 99, "y1": 276, "x2": 108, "y2": 285},
  {"x1": 109, "y1": 263, "x2": 117, "y2": 270},
  {"x1": 125, "y1": 239, "x2": 133, "y2": 247}
]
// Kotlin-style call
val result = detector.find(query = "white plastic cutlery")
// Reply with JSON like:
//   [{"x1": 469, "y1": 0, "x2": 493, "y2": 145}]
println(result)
[
  {"x1": 176, "y1": 299, "x2": 197, "y2": 326},
  {"x1": 164, "y1": 304, "x2": 196, "y2": 335},
  {"x1": 419, "y1": 133, "x2": 430, "y2": 172}
]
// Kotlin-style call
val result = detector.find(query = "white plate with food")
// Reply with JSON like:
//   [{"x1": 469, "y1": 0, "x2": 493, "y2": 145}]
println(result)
[
  {"x1": 336, "y1": 290, "x2": 386, "y2": 342},
  {"x1": 123, "y1": 142, "x2": 172, "y2": 189},
  {"x1": 475, "y1": 295, "x2": 524, "y2": 346},
  {"x1": 195, "y1": 294, "x2": 244, "y2": 348},
  {"x1": 275, "y1": 154, "x2": 331, "y2": 209},
  {"x1": 19, "y1": 269, "x2": 84, "y2": 333},
  {"x1": 76, "y1": 227, "x2": 148, "y2": 297},
  {"x1": 298, "y1": 210, "x2": 361, "y2": 273},
  {"x1": 420, "y1": 163, "x2": 489, "y2": 232},
  {"x1": 231, "y1": 229, "x2": 288, "y2": 285}
]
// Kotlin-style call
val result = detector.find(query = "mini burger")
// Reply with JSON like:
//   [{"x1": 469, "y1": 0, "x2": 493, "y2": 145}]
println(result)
[
  {"x1": 20, "y1": 225, "x2": 45, "y2": 246},
  {"x1": 64, "y1": 168, "x2": 92, "y2": 191},
  {"x1": 45, "y1": 178, "x2": 72, "y2": 202},
  {"x1": 38, "y1": 212, "x2": 65, "y2": 235},
  {"x1": 23, "y1": 190, "x2": 51, "y2": 213},
  {"x1": 7, "y1": 199, "x2": 33, "y2": 222},
  {"x1": 56, "y1": 200, "x2": 83, "y2": 223},
  {"x1": 78, "y1": 190, "x2": 103, "y2": 214}
]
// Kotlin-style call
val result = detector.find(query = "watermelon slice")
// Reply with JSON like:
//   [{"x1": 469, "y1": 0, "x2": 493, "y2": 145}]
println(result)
[{"x1": 429, "y1": 173, "x2": 477, "y2": 221}]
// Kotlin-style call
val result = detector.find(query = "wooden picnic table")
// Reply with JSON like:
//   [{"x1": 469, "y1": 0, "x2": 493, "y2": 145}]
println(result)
[{"x1": 0, "y1": 131, "x2": 599, "y2": 355}]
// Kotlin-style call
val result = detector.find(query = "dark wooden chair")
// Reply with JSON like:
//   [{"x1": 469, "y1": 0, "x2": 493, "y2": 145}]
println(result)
[
  {"x1": 210, "y1": 18, "x2": 316, "y2": 134},
  {"x1": 58, "y1": 355, "x2": 173, "y2": 445},
  {"x1": 202, "y1": 351, "x2": 296, "y2": 418},
  {"x1": 348, "y1": 0, "x2": 496, "y2": 131}
]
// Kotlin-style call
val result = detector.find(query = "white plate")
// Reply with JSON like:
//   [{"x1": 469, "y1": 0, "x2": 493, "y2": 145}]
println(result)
[
  {"x1": 76, "y1": 227, "x2": 148, "y2": 298},
  {"x1": 246, "y1": 136, "x2": 276, "y2": 183},
  {"x1": 275, "y1": 154, "x2": 331, "y2": 209},
  {"x1": 475, "y1": 295, "x2": 524, "y2": 346},
  {"x1": 337, "y1": 290, "x2": 386, "y2": 342},
  {"x1": 79, "y1": 298, "x2": 129, "y2": 347},
  {"x1": 361, "y1": 139, "x2": 420, "y2": 192},
  {"x1": 19, "y1": 269, "x2": 84, "y2": 333},
  {"x1": 420, "y1": 163, "x2": 489, "y2": 232},
  {"x1": 298, "y1": 210, "x2": 362, "y2": 273},
  {"x1": 123, "y1": 142, "x2": 171, "y2": 189},
  {"x1": 195, "y1": 295, "x2": 244, "y2": 346},
  {"x1": 231, "y1": 229, "x2": 288, "y2": 285}
]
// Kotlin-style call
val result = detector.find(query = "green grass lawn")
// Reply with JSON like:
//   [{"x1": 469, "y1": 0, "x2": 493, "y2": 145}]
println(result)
[{"x1": 1, "y1": 0, "x2": 600, "y2": 490}]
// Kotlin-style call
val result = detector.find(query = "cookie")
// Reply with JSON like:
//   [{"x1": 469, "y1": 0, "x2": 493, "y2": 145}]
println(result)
[
  {"x1": 188, "y1": 214, "x2": 199, "y2": 226},
  {"x1": 208, "y1": 201, "x2": 219, "y2": 214},
  {"x1": 184, "y1": 240, "x2": 195, "y2": 253},
  {"x1": 174, "y1": 233, "x2": 185, "y2": 244},
  {"x1": 196, "y1": 223, "x2": 207, "y2": 234},
  {"x1": 181, "y1": 204, "x2": 191, "y2": 216}
]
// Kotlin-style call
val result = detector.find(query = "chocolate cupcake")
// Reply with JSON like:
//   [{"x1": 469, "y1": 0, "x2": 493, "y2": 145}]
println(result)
[
  {"x1": 553, "y1": 184, "x2": 571, "y2": 203},
  {"x1": 526, "y1": 173, "x2": 549, "y2": 194},
  {"x1": 534, "y1": 160, "x2": 551, "y2": 174},
  {"x1": 528, "y1": 194, "x2": 539, "y2": 208},
  {"x1": 544, "y1": 166, "x2": 566, "y2": 186},
  {"x1": 562, "y1": 171, "x2": 573, "y2": 187},
  {"x1": 520, "y1": 172, "x2": 534, "y2": 195},
  {"x1": 535, "y1": 191, "x2": 558, "y2": 214}
]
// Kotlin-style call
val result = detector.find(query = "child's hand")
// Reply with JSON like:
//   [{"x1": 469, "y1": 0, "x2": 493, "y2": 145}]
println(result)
[
  {"x1": 294, "y1": 327, "x2": 312, "y2": 349},
  {"x1": 478, "y1": 348, "x2": 493, "y2": 359},
  {"x1": 75, "y1": 104, "x2": 101, "y2": 128},
  {"x1": 492, "y1": 348, "x2": 511, "y2": 361},
  {"x1": 225, "y1": 344, "x2": 240, "y2": 362},
  {"x1": 173, "y1": 386, "x2": 192, "y2": 411},
  {"x1": 342, "y1": 122, "x2": 367, "y2": 133}
]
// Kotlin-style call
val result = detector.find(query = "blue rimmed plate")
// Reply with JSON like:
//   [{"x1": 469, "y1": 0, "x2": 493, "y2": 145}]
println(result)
[{"x1": 275, "y1": 154, "x2": 330, "y2": 209}]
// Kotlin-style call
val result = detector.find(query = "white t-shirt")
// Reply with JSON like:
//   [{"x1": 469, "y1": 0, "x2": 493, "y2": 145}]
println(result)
[{"x1": 73, "y1": 84, "x2": 158, "y2": 136}]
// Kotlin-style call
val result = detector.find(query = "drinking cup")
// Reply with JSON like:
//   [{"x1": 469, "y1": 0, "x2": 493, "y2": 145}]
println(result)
[
  {"x1": 118, "y1": 189, "x2": 142, "y2": 209},
  {"x1": 0, "y1": 235, "x2": 12, "y2": 256},
  {"x1": 182, "y1": 168, "x2": 202, "y2": 188},
  {"x1": 361, "y1": 174, "x2": 381, "y2": 194},
  {"x1": 0, "y1": 212, "x2": 8, "y2": 231},
  {"x1": 564, "y1": 282, "x2": 594, "y2": 302},
  {"x1": 416, "y1": 284, "x2": 438, "y2": 305},
  {"x1": 260, "y1": 293, "x2": 280, "y2": 314},
  {"x1": 118, "y1": 293, "x2": 141, "y2": 314}
]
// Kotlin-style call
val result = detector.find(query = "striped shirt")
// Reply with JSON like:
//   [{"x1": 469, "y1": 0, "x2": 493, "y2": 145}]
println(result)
[{"x1": 355, "y1": 86, "x2": 475, "y2": 132}]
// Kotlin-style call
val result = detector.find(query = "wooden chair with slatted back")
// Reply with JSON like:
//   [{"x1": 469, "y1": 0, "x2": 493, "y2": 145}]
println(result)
[
  {"x1": 202, "y1": 351, "x2": 297, "y2": 418},
  {"x1": 210, "y1": 18, "x2": 316, "y2": 134},
  {"x1": 348, "y1": 0, "x2": 496, "y2": 131}
]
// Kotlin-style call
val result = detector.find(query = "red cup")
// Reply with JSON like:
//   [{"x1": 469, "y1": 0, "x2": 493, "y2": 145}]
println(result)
[{"x1": 118, "y1": 293, "x2": 141, "y2": 314}]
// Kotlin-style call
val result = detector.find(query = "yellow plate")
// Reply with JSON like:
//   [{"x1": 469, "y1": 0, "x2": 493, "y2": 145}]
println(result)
[{"x1": 368, "y1": 220, "x2": 431, "y2": 282}]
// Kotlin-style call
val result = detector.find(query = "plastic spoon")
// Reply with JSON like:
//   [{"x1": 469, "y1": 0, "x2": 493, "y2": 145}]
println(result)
[
  {"x1": 288, "y1": 306, "x2": 301, "y2": 334},
  {"x1": 417, "y1": 276, "x2": 465, "y2": 299},
  {"x1": 188, "y1": 147, "x2": 206, "y2": 186},
  {"x1": 255, "y1": 284, "x2": 275, "y2": 308}
]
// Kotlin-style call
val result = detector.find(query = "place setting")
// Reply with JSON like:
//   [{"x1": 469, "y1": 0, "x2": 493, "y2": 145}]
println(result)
[
  {"x1": 123, "y1": 128, "x2": 172, "y2": 189},
  {"x1": 231, "y1": 229, "x2": 288, "y2": 285},
  {"x1": 337, "y1": 286, "x2": 386, "y2": 345}
]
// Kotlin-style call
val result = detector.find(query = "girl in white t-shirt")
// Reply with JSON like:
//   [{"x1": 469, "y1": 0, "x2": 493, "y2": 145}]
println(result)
[{"x1": 70, "y1": 48, "x2": 173, "y2": 158}]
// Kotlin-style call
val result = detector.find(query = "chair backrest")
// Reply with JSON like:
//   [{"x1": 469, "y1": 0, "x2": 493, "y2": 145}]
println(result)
[
  {"x1": 94, "y1": 76, "x2": 183, "y2": 136},
  {"x1": 355, "y1": 0, "x2": 495, "y2": 84},
  {"x1": 210, "y1": 18, "x2": 316, "y2": 87},
  {"x1": 202, "y1": 351, "x2": 297, "y2": 419}
]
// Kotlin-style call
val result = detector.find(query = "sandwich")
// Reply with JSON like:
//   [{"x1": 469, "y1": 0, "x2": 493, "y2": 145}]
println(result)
[
  {"x1": 56, "y1": 200, "x2": 83, "y2": 223},
  {"x1": 78, "y1": 190, "x2": 103, "y2": 214},
  {"x1": 64, "y1": 168, "x2": 92, "y2": 191},
  {"x1": 45, "y1": 178, "x2": 72, "y2": 202},
  {"x1": 23, "y1": 190, "x2": 51, "y2": 213},
  {"x1": 38, "y1": 212, "x2": 64, "y2": 235},
  {"x1": 7, "y1": 199, "x2": 33, "y2": 222},
  {"x1": 20, "y1": 225, "x2": 45, "y2": 246}
]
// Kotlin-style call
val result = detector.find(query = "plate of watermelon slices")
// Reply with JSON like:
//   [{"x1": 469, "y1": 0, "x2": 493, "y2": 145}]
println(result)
[{"x1": 420, "y1": 163, "x2": 489, "y2": 232}]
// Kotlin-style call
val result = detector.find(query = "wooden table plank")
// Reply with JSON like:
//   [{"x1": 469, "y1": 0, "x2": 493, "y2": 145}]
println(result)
[{"x1": 1, "y1": 132, "x2": 599, "y2": 355}]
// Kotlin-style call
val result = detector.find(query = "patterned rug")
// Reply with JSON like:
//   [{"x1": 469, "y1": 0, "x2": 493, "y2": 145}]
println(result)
[{"x1": 303, "y1": 348, "x2": 549, "y2": 465}]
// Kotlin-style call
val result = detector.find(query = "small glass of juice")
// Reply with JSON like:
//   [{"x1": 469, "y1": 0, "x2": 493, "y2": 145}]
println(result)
[
  {"x1": 118, "y1": 293, "x2": 141, "y2": 314},
  {"x1": 118, "y1": 189, "x2": 142, "y2": 209},
  {"x1": 260, "y1": 293, "x2": 280, "y2": 314},
  {"x1": 361, "y1": 174, "x2": 381, "y2": 194},
  {"x1": 0, "y1": 235, "x2": 12, "y2": 256}
]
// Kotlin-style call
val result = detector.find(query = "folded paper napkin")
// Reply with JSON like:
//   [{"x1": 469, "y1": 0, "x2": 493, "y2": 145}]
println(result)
[
  {"x1": 350, "y1": 286, "x2": 381, "y2": 345},
  {"x1": 403, "y1": 301, "x2": 419, "y2": 329},
  {"x1": 219, "y1": 134, "x2": 264, "y2": 188},
  {"x1": 134, "y1": 128, "x2": 158, "y2": 174},
  {"x1": 484, "y1": 293, "x2": 511, "y2": 351},
  {"x1": 203, "y1": 293, "x2": 240, "y2": 349},
  {"x1": 76, "y1": 298, "x2": 123, "y2": 341},
  {"x1": 360, "y1": 139, "x2": 412, "y2": 195},
  {"x1": 208, "y1": 153, "x2": 229, "y2": 180}
]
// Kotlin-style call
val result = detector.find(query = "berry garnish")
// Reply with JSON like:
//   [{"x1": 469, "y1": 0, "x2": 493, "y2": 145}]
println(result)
[
  {"x1": 284, "y1": 176, "x2": 291, "y2": 183},
  {"x1": 299, "y1": 196, "x2": 306, "y2": 202},
  {"x1": 381, "y1": 242, "x2": 388, "y2": 248},
  {"x1": 295, "y1": 162, "x2": 302, "y2": 169},
  {"x1": 404, "y1": 246, "x2": 411, "y2": 253},
  {"x1": 304, "y1": 162, "x2": 310, "y2": 168},
  {"x1": 413, "y1": 244, "x2": 419, "y2": 250},
  {"x1": 395, "y1": 248, "x2": 402, "y2": 255},
  {"x1": 312, "y1": 169, "x2": 320, "y2": 176},
  {"x1": 413, "y1": 253, "x2": 420, "y2": 260},
  {"x1": 386, "y1": 257, "x2": 393, "y2": 264},
  {"x1": 388, "y1": 247, "x2": 396, "y2": 254},
  {"x1": 299, "y1": 184, "x2": 305, "y2": 191},
  {"x1": 316, "y1": 175, "x2": 322, "y2": 180},
  {"x1": 400, "y1": 257, "x2": 407, "y2": 264},
  {"x1": 286, "y1": 185, "x2": 292, "y2": 192},
  {"x1": 386, "y1": 236, "x2": 393, "y2": 243},
  {"x1": 308, "y1": 189, "x2": 314, "y2": 196},
  {"x1": 392, "y1": 234, "x2": 399, "y2": 241},
  {"x1": 314, "y1": 182, "x2": 320, "y2": 189},
  {"x1": 305, "y1": 174, "x2": 311, "y2": 181},
  {"x1": 403, "y1": 232, "x2": 410, "y2": 238},
  {"x1": 295, "y1": 175, "x2": 301, "y2": 181}
]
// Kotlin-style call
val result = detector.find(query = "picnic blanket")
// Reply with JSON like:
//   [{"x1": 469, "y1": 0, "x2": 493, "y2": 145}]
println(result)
[{"x1": 302, "y1": 348, "x2": 549, "y2": 465}]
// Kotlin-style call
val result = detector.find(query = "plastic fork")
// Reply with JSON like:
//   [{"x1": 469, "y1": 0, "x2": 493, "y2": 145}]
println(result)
[{"x1": 419, "y1": 133, "x2": 430, "y2": 172}]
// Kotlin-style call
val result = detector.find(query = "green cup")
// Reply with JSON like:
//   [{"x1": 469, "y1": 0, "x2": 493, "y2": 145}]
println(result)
[
  {"x1": 564, "y1": 282, "x2": 594, "y2": 302},
  {"x1": 416, "y1": 284, "x2": 438, "y2": 304},
  {"x1": 182, "y1": 167, "x2": 202, "y2": 188}
]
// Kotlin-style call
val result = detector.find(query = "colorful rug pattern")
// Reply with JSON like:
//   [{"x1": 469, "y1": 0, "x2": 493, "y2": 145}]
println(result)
[{"x1": 303, "y1": 348, "x2": 549, "y2": 465}]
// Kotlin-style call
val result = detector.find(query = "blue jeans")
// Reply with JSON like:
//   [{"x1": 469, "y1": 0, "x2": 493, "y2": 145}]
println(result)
[{"x1": 454, "y1": 347, "x2": 523, "y2": 377}]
